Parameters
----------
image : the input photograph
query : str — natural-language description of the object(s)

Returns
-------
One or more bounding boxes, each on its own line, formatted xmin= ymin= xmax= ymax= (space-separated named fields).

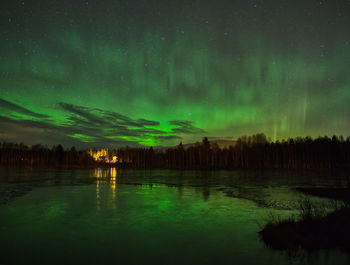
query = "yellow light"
xmin=111 ymin=167 xmax=117 ymax=178
xmin=89 ymin=148 xmax=112 ymax=162
xmin=111 ymin=167 xmax=117 ymax=190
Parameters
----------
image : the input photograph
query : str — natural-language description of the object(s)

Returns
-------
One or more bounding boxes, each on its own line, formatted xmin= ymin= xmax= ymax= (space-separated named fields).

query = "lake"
xmin=0 ymin=168 xmax=349 ymax=265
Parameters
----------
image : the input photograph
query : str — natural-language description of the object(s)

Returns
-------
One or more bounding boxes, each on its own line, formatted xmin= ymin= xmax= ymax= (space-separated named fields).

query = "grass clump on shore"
xmin=259 ymin=197 xmax=350 ymax=252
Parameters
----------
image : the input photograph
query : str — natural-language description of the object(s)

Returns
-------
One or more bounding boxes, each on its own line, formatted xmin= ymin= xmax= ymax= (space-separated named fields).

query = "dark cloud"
xmin=60 ymin=102 xmax=161 ymax=129
xmin=98 ymin=109 xmax=133 ymax=123
xmin=0 ymin=100 xmax=204 ymax=148
xmin=59 ymin=102 xmax=168 ymax=139
xmin=0 ymin=98 xmax=50 ymax=119
xmin=0 ymin=115 xmax=56 ymax=131
xmin=136 ymin=119 xmax=160 ymax=127
xmin=59 ymin=102 xmax=109 ymax=126
xmin=169 ymin=120 xmax=205 ymax=134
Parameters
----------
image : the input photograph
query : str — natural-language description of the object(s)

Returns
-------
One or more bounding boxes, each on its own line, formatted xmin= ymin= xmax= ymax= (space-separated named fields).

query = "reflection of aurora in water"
xmin=1 ymin=169 xmax=350 ymax=264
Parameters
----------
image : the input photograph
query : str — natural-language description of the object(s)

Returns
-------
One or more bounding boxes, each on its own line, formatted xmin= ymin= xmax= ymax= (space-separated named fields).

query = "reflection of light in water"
xmin=95 ymin=168 xmax=101 ymax=212
xmin=94 ymin=168 xmax=118 ymax=211
xmin=110 ymin=168 xmax=117 ymax=203
xmin=110 ymin=167 xmax=117 ymax=179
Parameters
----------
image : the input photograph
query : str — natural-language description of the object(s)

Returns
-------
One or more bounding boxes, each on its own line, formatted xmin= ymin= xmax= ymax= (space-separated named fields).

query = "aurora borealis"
xmin=1 ymin=1 xmax=350 ymax=148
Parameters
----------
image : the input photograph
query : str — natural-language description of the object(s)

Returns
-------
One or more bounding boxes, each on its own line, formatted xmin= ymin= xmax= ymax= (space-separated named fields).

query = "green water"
xmin=0 ymin=168 xmax=349 ymax=265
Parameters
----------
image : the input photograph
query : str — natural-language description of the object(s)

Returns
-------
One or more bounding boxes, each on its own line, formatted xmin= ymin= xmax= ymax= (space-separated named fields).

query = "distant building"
xmin=88 ymin=149 xmax=118 ymax=163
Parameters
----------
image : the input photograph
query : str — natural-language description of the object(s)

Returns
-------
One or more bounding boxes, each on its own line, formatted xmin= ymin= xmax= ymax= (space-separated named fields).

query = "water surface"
xmin=0 ymin=168 xmax=349 ymax=265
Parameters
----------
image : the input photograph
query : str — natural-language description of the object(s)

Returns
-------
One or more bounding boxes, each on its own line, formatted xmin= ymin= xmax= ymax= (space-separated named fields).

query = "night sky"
xmin=1 ymin=0 xmax=350 ymax=148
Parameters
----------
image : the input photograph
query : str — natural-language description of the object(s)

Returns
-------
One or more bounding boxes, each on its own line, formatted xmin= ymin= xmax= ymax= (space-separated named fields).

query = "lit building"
xmin=88 ymin=149 xmax=118 ymax=163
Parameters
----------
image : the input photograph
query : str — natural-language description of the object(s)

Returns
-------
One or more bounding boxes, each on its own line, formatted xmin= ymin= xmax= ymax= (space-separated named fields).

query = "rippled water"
xmin=0 ymin=168 xmax=349 ymax=265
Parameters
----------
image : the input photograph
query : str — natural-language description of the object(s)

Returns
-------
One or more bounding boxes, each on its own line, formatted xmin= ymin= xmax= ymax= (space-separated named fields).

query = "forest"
xmin=1 ymin=134 xmax=350 ymax=169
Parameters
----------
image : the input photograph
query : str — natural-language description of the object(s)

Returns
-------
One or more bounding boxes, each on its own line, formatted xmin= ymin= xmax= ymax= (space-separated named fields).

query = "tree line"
xmin=0 ymin=143 xmax=94 ymax=167
xmin=1 ymin=134 xmax=350 ymax=169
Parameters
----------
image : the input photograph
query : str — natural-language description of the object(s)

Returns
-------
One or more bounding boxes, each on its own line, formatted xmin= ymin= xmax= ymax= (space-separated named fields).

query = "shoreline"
xmin=260 ymin=187 xmax=350 ymax=252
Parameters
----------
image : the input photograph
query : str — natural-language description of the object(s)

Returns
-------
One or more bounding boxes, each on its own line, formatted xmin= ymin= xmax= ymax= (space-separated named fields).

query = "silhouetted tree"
xmin=1 ymin=133 xmax=350 ymax=169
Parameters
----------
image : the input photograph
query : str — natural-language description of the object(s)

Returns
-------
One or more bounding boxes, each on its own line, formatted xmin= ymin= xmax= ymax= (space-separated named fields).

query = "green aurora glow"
xmin=0 ymin=1 xmax=350 ymax=147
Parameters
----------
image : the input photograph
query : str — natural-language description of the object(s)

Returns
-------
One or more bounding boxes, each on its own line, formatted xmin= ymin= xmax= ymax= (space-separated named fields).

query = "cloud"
xmin=59 ymin=102 xmax=109 ymax=126
xmin=59 ymin=102 xmax=160 ymax=129
xmin=169 ymin=120 xmax=205 ymax=134
xmin=0 ymin=100 xmax=204 ymax=148
xmin=136 ymin=119 xmax=160 ymax=127
xmin=0 ymin=98 xmax=50 ymax=119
